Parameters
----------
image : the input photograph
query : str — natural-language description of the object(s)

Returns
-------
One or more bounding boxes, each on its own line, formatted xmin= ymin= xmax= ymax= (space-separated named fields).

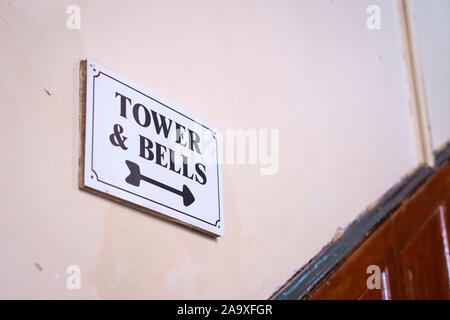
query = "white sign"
xmin=81 ymin=60 xmax=224 ymax=236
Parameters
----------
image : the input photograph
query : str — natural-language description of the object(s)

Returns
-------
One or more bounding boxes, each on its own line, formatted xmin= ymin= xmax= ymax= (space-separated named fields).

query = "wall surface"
xmin=409 ymin=0 xmax=450 ymax=150
xmin=0 ymin=0 xmax=420 ymax=299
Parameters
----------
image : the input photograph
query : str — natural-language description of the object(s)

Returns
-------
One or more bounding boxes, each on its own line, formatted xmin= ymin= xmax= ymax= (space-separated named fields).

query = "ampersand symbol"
xmin=109 ymin=124 xmax=128 ymax=150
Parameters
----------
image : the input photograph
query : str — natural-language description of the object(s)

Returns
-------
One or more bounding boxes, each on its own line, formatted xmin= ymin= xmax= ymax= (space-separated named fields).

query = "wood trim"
xmin=307 ymin=162 xmax=450 ymax=299
xmin=270 ymin=166 xmax=431 ymax=299
xmin=270 ymin=143 xmax=450 ymax=300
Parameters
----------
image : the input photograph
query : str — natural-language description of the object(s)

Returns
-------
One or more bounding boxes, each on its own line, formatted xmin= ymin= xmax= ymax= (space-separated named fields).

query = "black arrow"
xmin=124 ymin=160 xmax=195 ymax=207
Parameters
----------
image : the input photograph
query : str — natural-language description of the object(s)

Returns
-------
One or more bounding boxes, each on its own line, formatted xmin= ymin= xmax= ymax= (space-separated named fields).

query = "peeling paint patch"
xmin=34 ymin=262 xmax=43 ymax=271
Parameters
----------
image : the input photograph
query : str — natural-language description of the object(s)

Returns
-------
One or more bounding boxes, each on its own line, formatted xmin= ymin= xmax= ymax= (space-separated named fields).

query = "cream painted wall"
xmin=408 ymin=0 xmax=450 ymax=151
xmin=0 ymin=0 xmax=420 ymax=299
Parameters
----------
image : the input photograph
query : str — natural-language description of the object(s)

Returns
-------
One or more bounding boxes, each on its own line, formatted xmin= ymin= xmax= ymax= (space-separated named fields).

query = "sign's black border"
xmin=87 ymin=67 xmax=221 ymax=228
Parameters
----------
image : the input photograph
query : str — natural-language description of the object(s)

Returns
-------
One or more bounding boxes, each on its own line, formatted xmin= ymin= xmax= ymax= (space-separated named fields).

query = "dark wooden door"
xmin=307 ymin=163 xmax=450 ymax=300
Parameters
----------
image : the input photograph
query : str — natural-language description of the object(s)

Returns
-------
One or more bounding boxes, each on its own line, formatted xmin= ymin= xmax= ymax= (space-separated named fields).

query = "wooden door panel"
xmin=395 ymin=208 xmax=449 ymax=299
